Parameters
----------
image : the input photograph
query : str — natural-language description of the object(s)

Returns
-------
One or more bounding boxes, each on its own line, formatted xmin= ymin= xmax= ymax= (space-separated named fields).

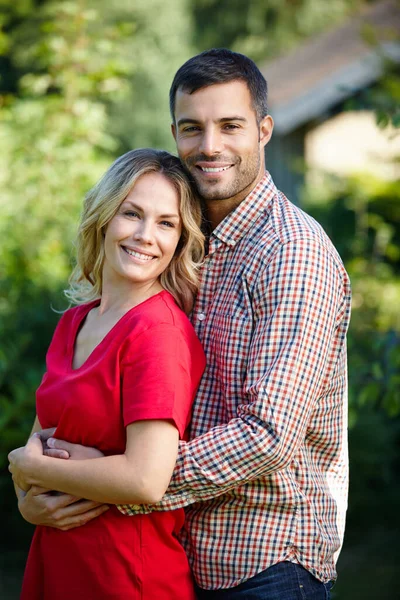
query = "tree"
xmin=191 ymin=0 xmax=364 ymax=61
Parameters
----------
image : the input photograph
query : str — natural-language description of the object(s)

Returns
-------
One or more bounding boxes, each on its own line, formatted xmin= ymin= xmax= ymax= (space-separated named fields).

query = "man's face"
xmin=172 ymin=80 xmax=273 ymax=207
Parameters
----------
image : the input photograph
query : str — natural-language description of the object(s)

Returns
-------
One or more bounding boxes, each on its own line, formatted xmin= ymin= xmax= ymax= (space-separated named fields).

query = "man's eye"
xmin=223 ymin=124 xmax=240 ymax=130
xmin=182 ymin=126 xmax=200 ymax=133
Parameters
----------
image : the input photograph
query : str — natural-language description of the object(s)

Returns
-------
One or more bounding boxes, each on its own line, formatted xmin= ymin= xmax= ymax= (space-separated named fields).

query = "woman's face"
xmin=103 ymin=172 xmax=182 ymax=291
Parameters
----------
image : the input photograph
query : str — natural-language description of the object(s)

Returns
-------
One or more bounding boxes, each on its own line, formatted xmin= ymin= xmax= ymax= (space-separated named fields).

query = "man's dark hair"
xmin=169 ymin=48 xmax=268 ymax=123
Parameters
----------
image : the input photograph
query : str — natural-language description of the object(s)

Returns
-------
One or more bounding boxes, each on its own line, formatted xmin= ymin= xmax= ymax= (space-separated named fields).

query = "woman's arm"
xmin=9 ymin=420 xmax=179 ymax=505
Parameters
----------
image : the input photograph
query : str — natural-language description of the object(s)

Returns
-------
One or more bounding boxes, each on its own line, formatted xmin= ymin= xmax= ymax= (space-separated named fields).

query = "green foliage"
xmin=303 ymin=174 xmax=400 ymax=422
xmin=0 ymin=0 xmax=132 ymax=468
xmin=191 ymin=0 xmax=363 ymax=61
xmin=302 ymin=171 xmax=400 ymax=597
xmin=345 ymin=61 xmax=400 ymax=130
xmin=95 ymin=0 xmax=194 ymax=152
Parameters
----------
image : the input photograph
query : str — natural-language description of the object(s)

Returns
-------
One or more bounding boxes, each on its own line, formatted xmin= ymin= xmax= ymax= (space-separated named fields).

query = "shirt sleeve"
xmin=119 ymin=237 xmax=350 ymax=515
xmin=121 ymin=324 xmax=194 ymax=439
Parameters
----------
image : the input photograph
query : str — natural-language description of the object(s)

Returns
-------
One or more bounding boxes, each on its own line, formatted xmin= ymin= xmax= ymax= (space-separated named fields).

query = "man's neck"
xmin=205 ymin=171 xmax=266 ymax=230
xmin=205 ymin=198 xmax=242 ymax=230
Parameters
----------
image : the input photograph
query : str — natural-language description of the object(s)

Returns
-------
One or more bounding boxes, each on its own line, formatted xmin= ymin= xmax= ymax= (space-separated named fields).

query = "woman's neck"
xmin=98 ymin=279 xmax=164 ymax=316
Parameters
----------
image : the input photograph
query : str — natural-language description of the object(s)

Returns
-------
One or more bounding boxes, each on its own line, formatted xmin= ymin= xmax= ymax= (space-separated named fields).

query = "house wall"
xmin=265 ymin=126 xmax=307 ymax=205
xmin=305 ymin=110 xmax=400 ymax=180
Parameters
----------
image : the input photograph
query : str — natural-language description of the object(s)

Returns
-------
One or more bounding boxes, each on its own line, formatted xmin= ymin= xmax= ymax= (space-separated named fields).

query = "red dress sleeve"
xmin=121 ymin=324 xmax=197 ymax=439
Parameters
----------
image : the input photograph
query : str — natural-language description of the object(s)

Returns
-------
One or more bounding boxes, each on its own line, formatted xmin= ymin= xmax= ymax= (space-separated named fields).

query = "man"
xmin=16 ymin=49 xmax=351 ymax=598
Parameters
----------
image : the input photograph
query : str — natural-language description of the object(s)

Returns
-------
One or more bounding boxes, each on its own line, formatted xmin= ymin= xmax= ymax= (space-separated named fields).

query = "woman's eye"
xmin=160 ymin=221 xmax=174 ymax=228
xmin=124 ymin=210 xmax=139 ymax=218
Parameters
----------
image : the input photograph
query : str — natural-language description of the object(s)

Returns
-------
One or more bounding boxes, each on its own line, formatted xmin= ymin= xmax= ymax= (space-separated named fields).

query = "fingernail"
xmin=47 ymin=438 xmax=55 ymax=448
xmin=32 ymin=432 xmax=41 ymax=438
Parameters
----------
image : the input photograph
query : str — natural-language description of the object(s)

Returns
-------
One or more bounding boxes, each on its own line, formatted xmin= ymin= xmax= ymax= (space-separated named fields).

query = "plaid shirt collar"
xmin=209 ymin=171 xmax=277 ymax=251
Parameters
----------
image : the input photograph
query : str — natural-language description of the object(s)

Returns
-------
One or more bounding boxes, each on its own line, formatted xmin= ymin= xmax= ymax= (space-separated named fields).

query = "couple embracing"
xmin=9 ymin=49 xmax=351 ymax=600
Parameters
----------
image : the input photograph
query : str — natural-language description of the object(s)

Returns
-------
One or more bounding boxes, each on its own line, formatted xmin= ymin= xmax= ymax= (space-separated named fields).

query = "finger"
xmin=30 ymin=485 xmax=54 ymax=495
xmin=53 ymin=497 xmax=107 ymax=513
xmin=43 ymin=448 xmax=70 ymax=460
xmin=47 ymin=438 xmax=77 ymax=454
xmin=57 ymin=505 xmax=110 ymax=531
xmin=47 ymin=493 xmax=82 ymax=508
xmin=39 ymin=427 xmax=57 ymax=442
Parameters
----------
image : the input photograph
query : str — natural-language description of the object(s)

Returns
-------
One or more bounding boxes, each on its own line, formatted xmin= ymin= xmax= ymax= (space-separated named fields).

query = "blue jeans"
xmin=195 ymin=561 xmax=334 ymax=599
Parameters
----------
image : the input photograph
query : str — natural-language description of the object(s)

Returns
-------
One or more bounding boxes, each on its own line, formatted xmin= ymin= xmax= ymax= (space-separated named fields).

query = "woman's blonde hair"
xmin=65 ymin=149 xmax=204 ymax=313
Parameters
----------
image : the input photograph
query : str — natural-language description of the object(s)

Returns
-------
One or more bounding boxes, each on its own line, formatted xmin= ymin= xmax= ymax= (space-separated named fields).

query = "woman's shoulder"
xmin=121 ymin=291 xmax=197 ymax=346
xmin=128 ymin=290 xmax=188 ymax=327
xmin=121 ymin=291 xmax=205 ymax=368
xmin=53 ymin=300 xmax=99 ymax=333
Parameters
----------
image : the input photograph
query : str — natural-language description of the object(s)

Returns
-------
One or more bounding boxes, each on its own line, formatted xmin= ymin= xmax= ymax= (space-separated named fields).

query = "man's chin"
xmin=193 ymin=180 xmax=233 ymax=201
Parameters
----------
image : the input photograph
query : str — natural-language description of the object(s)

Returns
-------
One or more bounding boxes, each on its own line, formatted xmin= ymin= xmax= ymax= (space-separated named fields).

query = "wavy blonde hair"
xmin=65 ymin=149 xmax=204 ymax=313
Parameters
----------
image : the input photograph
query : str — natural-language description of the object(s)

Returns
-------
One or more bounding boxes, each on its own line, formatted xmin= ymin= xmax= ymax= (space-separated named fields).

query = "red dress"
xmin=20 ymin=291 xmax=205 ymax=600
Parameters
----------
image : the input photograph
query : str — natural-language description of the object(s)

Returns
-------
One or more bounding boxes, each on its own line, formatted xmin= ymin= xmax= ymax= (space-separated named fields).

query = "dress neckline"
xmin=68 ymin=290 xmax=170 ymax=372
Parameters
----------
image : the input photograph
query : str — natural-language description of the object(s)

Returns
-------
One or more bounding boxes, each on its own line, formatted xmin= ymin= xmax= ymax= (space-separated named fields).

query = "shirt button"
xmin=197 ymin=312 xmax=206 ymax=321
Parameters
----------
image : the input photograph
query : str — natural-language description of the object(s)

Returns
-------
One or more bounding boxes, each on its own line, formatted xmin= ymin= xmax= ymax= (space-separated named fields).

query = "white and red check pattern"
xmin=119 ymin=172 xmax=351 ymax=589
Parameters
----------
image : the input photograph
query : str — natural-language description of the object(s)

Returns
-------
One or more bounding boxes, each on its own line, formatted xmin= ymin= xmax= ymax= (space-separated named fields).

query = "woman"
xmin=8 ymin=149 xmax=206 ymax=599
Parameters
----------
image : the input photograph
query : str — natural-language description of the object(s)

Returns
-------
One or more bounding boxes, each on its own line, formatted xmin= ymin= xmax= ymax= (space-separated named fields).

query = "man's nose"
xmin=198 ymin=128 xmax=223 ymax=156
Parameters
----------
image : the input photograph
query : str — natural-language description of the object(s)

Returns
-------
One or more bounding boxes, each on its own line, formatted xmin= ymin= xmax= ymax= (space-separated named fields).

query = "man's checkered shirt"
xmin=119 ymin=172 xmax=351 ymax=590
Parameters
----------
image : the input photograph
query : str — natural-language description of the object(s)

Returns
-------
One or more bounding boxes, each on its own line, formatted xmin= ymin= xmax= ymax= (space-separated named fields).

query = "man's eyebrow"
xmin=177 ymin=116 xmax=248 ymax=127
xmin=177 ymin=118 xmax=201 ymax=127
xmin=219 ymin=116 xmax=247 ymax=123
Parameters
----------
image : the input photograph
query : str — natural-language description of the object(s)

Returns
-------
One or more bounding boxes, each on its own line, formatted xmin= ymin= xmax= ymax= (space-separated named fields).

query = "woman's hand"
xmin=8 ymin=433 xmax=44 ymax=492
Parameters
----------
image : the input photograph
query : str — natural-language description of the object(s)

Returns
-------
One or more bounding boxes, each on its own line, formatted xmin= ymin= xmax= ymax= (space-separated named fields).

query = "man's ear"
xmin=171 ymin=122 xmax=177 ymax=141
xmin=259 ymin=115 xmax=274 ymax=148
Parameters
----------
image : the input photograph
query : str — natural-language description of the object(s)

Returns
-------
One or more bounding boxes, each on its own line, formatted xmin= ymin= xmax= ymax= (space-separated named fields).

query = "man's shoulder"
xmin=269 ymin=192 xmax=344 ymax=265
xmin=240 ymin=189 xmax=347 ymax=277
xmin=271 ymin=192 xmax=328 ymax=243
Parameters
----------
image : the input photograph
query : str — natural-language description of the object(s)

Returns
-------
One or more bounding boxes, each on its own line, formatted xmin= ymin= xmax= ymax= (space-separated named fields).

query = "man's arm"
xmin=119 ymin=238 xmax=350 ymax=514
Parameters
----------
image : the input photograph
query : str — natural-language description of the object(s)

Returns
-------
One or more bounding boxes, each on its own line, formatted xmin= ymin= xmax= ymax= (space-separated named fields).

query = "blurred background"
xmin=0 ymin=0 xmax=399 ymax=598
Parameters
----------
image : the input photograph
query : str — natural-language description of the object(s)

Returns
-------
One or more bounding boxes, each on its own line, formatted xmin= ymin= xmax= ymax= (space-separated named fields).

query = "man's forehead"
xmin=174 ymin=81 xmax=255 ymax=118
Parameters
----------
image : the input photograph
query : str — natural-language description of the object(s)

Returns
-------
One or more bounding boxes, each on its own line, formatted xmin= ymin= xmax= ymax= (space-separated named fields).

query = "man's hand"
xmin=40 ymin=427 xmax=70 ymax=460
xmin=18 ymin=485 xmax=110 ymax=531
xmin=38 ymin=429 xmax=105 ymax=461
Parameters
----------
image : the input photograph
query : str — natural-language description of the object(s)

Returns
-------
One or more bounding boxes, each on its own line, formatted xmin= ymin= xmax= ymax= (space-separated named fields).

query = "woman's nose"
xmin=134 ymin=221 xmax=154 ymax=244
